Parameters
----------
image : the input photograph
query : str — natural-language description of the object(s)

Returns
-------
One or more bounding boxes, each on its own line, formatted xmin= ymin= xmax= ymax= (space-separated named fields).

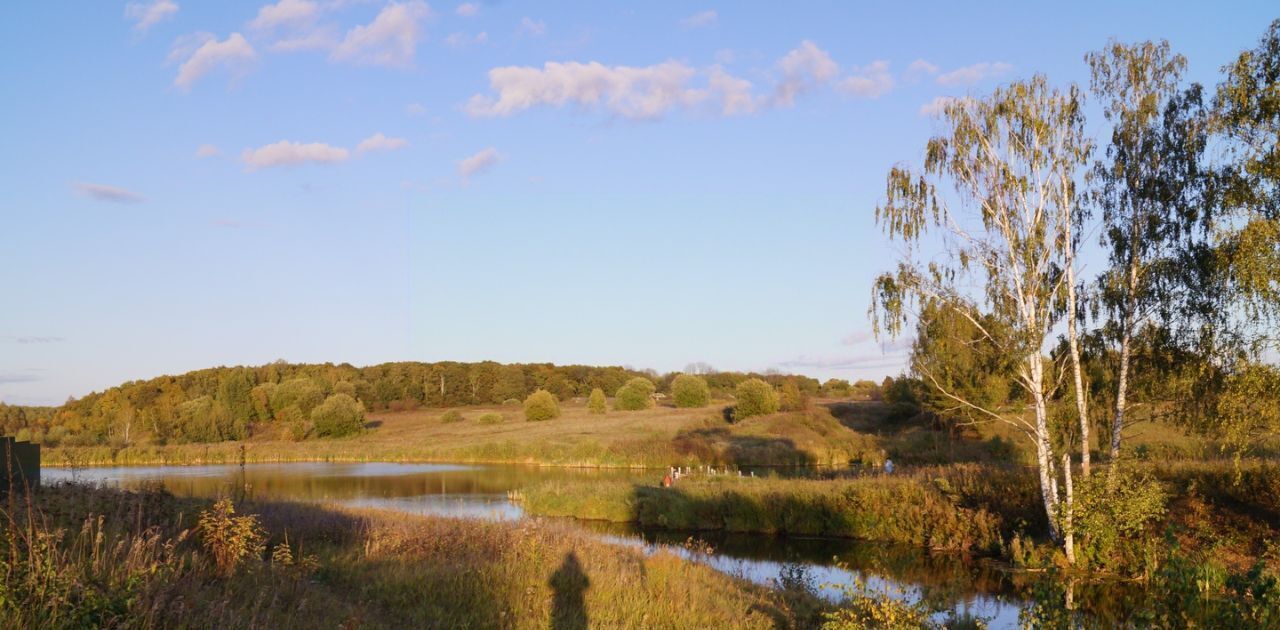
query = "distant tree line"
xmin=0 ymin=361 xmax=873 ymax=447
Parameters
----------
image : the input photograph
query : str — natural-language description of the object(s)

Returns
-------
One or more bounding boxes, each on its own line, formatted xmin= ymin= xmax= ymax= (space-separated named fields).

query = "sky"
xmin=1 ymin=1 xmax=1276 ymax=405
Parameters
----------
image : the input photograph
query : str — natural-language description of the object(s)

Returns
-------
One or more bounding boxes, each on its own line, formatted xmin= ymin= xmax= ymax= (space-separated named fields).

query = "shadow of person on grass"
xmin=549 ymin=552 xmax=589 ymax=630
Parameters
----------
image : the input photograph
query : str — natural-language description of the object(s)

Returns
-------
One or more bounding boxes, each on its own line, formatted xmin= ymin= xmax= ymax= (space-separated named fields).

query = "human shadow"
xmin=549 ymin=552 xmax=589 ymax=630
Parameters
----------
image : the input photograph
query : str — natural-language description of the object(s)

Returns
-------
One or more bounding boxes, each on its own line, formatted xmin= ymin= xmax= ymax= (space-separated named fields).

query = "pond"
xmin=44 ymin=462 xmax=1096 ymax=628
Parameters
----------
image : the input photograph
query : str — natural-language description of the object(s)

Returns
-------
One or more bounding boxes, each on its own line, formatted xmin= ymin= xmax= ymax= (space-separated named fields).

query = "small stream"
xmin=43 ymin=462 xmax=1086 ymax=628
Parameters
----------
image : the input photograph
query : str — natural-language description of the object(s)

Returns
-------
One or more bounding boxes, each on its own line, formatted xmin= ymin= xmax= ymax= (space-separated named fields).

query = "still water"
xmin=44 ymin=462 xmax=1038 ymax=627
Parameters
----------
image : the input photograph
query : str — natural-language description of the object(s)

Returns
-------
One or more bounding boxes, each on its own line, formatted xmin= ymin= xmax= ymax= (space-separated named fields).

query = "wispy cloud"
xmin=170 ymin=32 xmax=257 ymax=90
xmin=679 ymin=10 xmax=717 ymax=29
xmin=457 ymin=147 xmax=501 ymax=180
xmin=355 ymin=132 xmax=409 ymax=154
xmin=772 ymin=40 xmax=838 ymax=107
xmin=775 ymin=353 xmax=909 ymax=371
xmin=838 ymin=60 xmax=893 ymax=99
xmin=936 ymin=61 xmax=1012 ymax=86
xmin=73 ymin=182 xmax=145 ymax=203
xmin=841 ymin=330 xmax=873 ymax=346
xmin=125 ymin=0 xmax=179 ymax=34
xmin=465 ymin=41 xmax=897 ymax=121
xmin=405 ymin=102 xmax=428 ymax=116
xmin=906 ymin=59 xmax=938 ymax=79
xmin=4 ymin=336 xmax=66 ymax=344
xmin=444 ymin=31 xmax=488 ymax=48
xmin=241 ymin=140 xmax=350 ymax=169
xmin=195 ymin=144 xmax=220 ymax=158
xmin=455 ymin=2 xmax=478 ymax=17
xmin=517 ymin=17 xmax=546 ymax=37
xmin=249 ymin=0 xmax=318 ymax=31
xmin=0 ymin=372 xmax=43 ymax=385
xmin=331 ymin=1 xmax=431 ymax=67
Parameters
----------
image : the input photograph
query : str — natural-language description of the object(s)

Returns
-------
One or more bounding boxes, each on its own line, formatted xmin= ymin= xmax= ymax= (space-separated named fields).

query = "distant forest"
xmin=0 ymin=361 xmax=877 ymax=447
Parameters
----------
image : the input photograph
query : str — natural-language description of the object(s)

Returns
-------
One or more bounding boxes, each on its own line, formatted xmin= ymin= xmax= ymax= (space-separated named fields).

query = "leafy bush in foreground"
xmin=615 ymin=377 xmax=656 ymax=411
xmin=524 ymin=390 xmax=560 ymax=422
xmin=671 ymin=374 xmax=710 ymax=408
xmin=310 ymin=393 xmax=365 ymax=438
xmin=734 ymin=379 xmax=779 ymax=420
xmin=588 ymin=388 xmax=608 ymax=414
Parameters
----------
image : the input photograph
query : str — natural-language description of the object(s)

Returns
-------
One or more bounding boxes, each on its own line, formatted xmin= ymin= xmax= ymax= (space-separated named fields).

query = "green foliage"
xmin=175 ymin=396 xmax=240 ymax=443
xmin=477 ymin=412 xmax=504 ymax=425
xmin=670 ymin=375 xmax=710 ymax=408
xmin=910 ymin=301 xmax=1015 ymax=423
xmin=272 ymin=378 xmax=326 ymax=418
xmin=587 ymin=388 xmax=607 ymax=414
xmin=779 ymin=379 xmax=809 ymax=412
xmin=1211 ymin=363 xmax=1280 ymax=461
xmin=309 ymin=393 xmax=365 ymax=438
xmin=734 ymin=378 xmax=779 ymax=420
xmin=614 ymin=377 xmax=656 ymax=411
xmin=197 ymin=498 xmax=266 ymax=577
xmin=523 ymin=389 xmax=560 ymax=422
xmin=1074 ymin=468 xmax=1169 ymax=571
xmin=821 ymin=575 xmax=939 ymax=629
xmin=439 ymin=410 xmax=465 ymax=424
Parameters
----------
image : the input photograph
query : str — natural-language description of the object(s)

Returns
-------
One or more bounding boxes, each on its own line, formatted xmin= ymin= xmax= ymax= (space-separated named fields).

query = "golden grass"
xmin=2 ymin=483 xmax=824 ymax=628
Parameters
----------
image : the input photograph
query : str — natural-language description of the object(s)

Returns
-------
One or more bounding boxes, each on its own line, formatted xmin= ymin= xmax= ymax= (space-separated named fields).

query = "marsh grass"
xmin=0 ymin=483 xmax=829 ymax=629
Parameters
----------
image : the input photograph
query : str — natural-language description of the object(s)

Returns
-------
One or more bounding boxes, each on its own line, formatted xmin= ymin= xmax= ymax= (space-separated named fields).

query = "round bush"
xmin=440 ymin=410 xmax=465 ymax=423
xmin=310 ymin=393 xmax=365 ymax=438
xmin=478 ymin=412 xmax=504 ymax=425
xmin=614 ymin=377 xmax=656 ymax=411
xmin=523 ymin=389 xmax=561 ymax=421
xmin=734 ymin=378 xmax=779 ymax=420
xmin=671 ymin=374 xmax=710 ymax=408
xmin=587 ymin=388 xmax=608 ymax=414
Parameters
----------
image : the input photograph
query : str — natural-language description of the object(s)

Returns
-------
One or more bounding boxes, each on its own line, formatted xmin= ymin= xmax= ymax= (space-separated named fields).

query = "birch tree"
xmin=1085 ymin=41 xmax=1210 ymax=479
xmin=870 ymin=76 xmax=1089 ymax=559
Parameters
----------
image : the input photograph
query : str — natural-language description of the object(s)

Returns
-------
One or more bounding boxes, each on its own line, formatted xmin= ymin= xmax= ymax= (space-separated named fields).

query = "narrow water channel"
xmin=43 ymin=462 xmax=1085 ymax=628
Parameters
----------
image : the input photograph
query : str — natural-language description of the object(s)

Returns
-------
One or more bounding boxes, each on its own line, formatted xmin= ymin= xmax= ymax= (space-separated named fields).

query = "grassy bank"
xmin=515 ymin=465 xmax=1042 ymax=553
xmin=517 ymin=462 xmax=1280 ymax=572
xmin=1 ymin=482 xmax=827 ymax=628
xmin=43 ymin=403 xmax=884 ymax=469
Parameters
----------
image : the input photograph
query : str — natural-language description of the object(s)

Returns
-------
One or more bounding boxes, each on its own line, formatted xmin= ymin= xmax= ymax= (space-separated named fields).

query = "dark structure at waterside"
xmin=1 ymin=436 xmax=40 ymax=489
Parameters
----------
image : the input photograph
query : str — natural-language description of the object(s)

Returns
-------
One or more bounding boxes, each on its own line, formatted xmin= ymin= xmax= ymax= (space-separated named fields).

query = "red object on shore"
xmin=662 ymin=474 xmax=673 ymax=488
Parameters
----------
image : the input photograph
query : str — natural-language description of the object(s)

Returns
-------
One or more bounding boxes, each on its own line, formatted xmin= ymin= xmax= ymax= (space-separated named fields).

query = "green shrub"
xmin=523 ymin=390 xmax=560 ymax=422
xmin=440 ymin=410 xmax=465 ymax=424
xmin=478 ymin=412 xmax=504 ymax=425
xmin=671 ymin=375 xmax=710 ymax=408
xmin=734 ymin=378 xmax=779 ymax=420
xmin=614 ymin=377 xmax=656 ymax=411
xmin=588 ymin=388 xmax=608 ymax=414
xmin=310 ymin=393 xmax=365 ymax=438
xmin=779 ymin=379 xmax=808 ymax=411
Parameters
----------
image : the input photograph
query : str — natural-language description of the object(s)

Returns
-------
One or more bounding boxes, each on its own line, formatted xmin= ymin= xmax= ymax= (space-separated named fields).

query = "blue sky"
xmin=1 ymin=1 xmax=1275 ymax=405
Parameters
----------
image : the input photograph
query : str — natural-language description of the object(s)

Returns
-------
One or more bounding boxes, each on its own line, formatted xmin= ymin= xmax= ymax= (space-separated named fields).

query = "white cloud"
xmin=444 ymin=31 xmax=487 ymax=47
xmin=706 ymin=65 xmax=757 ymax=115
xmin=838 ymin=59 xmax=893 ymax=98
xmin=518 ymin=17 xmax=546 ymax=37
xmin=331 ymin=1 xmax=431 ymax=66
xmin=195 ymin=144 xmax=220 ymax=158
xmin=241 ymin=140 xmax=350 ymax=169
xmin=73 ymin=182 xmax=145 ymax=203
xmin=464 ymin=60 xmax=705 ymax=120
xmin=405 ymin=102 xmax=427 ymax=116
xmin=841 ymin=330 xmax=873 ymax=346
xmin=773 ymin=40 xmax=838 ymax=107
xmin=679 ymin=10 xmax=717 ymax=29
xmin=936 ymin=61 xmax=1012 ymax=86
xmin=918 ymin=95 xmax=958 ymax=116
xmin=249 ymin=0 xmax=318 ymax=31
xmin=170 ymin=32 xmax=257 ymax=91
xmin=270 ymin=27 xmax=339 ymax=52
xmin=355 ymin=132 xmax=409 ymax=154
xmin=125 ymin=0 xmax=178 ymax=34
xmin=906 ymin=58 xmax=939 ymax=78
xmin=455 ymin=2 xmax=478 ymax=17
xmin=457 ymin=147 xmax=501 ymax=180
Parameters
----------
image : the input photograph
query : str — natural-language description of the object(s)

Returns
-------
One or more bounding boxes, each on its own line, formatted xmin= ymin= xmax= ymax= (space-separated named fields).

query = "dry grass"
xmin=44 ymin=401 xmax=884 ymax=469
xmin=1 ymin=483 xmax=825 ymax=629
